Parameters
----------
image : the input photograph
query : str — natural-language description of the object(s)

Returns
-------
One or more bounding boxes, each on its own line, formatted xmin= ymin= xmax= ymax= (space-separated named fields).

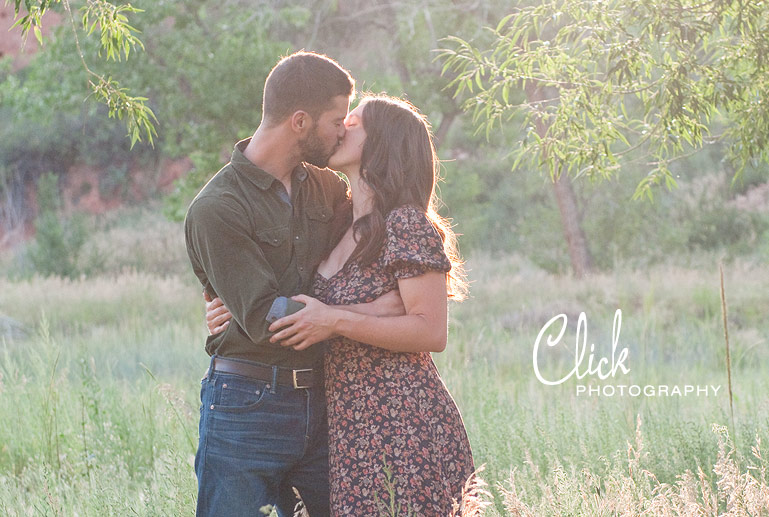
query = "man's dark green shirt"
xmin=184 ymin=139 xmax=349 ymax=369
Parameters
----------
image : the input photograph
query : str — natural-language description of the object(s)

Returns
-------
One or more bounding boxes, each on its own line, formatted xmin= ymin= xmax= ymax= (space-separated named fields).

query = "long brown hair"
xmin=348 ymin=95 xmax=467 ymax=300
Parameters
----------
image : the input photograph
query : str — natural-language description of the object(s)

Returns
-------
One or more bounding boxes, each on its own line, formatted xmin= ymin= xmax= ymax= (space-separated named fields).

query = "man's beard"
xmin=299 ymin=127 xmax=335 ymax=168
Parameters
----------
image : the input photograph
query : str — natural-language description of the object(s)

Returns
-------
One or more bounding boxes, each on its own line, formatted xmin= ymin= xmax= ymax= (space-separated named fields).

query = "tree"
xmin=441 ymin=0 xmax=769 ymax=275
xmin=7 ymin=0 xmax=156 ymax=146
xmin=3 ymin=0 xmax=298 ymax=221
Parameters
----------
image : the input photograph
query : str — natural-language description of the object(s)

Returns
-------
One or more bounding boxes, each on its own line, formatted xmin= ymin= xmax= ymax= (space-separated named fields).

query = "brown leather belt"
xmin=212 ymin=357 xmax=316 ymax=389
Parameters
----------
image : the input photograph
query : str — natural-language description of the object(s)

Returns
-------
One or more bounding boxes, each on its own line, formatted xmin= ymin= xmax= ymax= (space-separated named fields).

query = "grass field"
xmin=1 ymin=243 xmax=768 ymax=515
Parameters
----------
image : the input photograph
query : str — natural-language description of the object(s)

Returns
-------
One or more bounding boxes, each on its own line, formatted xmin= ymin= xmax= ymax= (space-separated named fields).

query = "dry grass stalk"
xmin=498 ymin=469 xmax=536 ymax=516
xmin=451 ymin=466 xmax=494 ymax=516
xmin=291 ymin=486 xmax=310 ymax=517
xmin=485 ymin=418 xmax=769 ymax=516
xmin=719 ymin=263 xmax=736 ymax=438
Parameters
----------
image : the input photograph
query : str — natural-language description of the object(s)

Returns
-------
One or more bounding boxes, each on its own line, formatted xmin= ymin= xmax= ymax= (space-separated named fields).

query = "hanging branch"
xmin=9 ymin=0 xmax=157 ymax=147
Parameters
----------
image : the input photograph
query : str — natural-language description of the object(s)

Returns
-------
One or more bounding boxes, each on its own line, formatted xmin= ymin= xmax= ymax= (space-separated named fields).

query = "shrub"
xmin=25 ymin=173 xmax=90 ymax=279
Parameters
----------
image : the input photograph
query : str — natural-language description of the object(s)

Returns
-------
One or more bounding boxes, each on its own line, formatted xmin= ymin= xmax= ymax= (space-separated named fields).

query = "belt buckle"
xmin=292 ymin=369 xmax=312 ymax=389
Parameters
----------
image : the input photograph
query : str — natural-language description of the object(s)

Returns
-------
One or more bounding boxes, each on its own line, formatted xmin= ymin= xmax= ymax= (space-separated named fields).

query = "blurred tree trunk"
xmin=526 ymin=83 xmax=594 ymax=277
xmin=434 ymin=107 xmax=459 ymax=149
xmin=552 ymin=173 xmax=594 ymax=277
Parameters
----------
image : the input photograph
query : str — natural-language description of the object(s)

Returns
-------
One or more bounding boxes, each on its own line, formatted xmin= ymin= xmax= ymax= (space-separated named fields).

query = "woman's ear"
xmin=290 ymin=110 xmax=312 ymax=133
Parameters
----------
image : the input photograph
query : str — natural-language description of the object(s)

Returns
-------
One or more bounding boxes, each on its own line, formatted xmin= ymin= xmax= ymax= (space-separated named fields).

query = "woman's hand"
xmin=204 ymin=291 xmax=232 ymax=335
xmin=268 ymin=294 xmax=338 ymax=351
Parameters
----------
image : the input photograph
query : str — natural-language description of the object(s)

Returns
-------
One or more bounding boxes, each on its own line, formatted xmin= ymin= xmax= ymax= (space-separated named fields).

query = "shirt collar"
xmin=231 ymin=138 xmax=308 ymax=190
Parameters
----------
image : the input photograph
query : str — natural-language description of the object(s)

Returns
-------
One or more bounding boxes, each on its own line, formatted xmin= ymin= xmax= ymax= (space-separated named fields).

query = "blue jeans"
xmin=195 ymin=356 xmax=329 ymax=517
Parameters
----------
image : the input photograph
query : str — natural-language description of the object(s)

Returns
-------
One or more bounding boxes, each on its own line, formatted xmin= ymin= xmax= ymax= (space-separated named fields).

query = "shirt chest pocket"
xmin=306 ymin=204 xmax=334 ymax=259
xmin=306 ymin=205 xmax=332 ymax=225
xmin=255 ymin=226 xmax=291 ymax=271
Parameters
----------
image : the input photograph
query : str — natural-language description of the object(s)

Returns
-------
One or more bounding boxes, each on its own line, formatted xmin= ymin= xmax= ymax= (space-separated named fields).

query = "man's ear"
xmin=290 ymin=110 xmax=312 ymax=133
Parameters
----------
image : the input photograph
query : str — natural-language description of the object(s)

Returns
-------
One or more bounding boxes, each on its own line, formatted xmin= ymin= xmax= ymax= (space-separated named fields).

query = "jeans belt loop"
xmin=205 ymin=354 xmax=217 ymax=382
xmin=270 ymin=366 xmax=278 ymax=394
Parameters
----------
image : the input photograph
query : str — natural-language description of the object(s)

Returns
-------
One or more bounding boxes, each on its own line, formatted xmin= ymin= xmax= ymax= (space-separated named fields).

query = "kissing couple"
xmin=185 ymin=51 xmax=475 ymax=516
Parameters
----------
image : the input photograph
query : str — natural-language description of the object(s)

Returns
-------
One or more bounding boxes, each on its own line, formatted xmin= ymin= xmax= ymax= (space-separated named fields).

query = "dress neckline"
xmin=315 ymin=259 xmax=353 ymax=282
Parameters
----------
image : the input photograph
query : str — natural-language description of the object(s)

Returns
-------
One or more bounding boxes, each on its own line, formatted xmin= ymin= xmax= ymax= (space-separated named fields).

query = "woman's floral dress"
xmin=313 ymin=205 xmax=475 ymax=516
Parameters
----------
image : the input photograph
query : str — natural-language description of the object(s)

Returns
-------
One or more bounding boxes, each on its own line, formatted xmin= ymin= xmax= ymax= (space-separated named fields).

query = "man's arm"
xmin=186 ymin=195 xmax=283 ymax=345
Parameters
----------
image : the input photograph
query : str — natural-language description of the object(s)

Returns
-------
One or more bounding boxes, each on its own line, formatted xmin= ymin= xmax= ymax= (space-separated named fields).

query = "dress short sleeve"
xmin=382 ymin=205 xmax=451 ymax=280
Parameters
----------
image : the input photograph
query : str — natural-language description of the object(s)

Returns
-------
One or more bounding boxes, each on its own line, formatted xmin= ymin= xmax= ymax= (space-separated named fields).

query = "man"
xmin=185 ymin=52 xmax=397 ymax=516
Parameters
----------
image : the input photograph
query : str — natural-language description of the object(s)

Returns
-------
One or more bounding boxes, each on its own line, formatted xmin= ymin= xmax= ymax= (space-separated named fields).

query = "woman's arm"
xmin=204 ymin=290 xmax=406 ymax=336
xmin=268 ymin=271 xmax=448 ymax=353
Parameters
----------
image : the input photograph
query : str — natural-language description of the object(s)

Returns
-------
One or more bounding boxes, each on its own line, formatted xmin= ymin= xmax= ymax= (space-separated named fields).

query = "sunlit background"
xmin=1 ymin=1 xmax=767 ymax=515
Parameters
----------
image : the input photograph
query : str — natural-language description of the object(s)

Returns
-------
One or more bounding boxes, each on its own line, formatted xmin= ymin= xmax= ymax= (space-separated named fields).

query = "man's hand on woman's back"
xmin=204 ymin=292 xmax=231 ymax=335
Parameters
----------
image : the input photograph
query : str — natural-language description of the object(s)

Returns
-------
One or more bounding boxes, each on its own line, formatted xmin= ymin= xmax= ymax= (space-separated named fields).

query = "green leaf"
xmin=33 ymin=24 xmax=43 ymax=46
xmin=496 ymin=13 xmax=515 ymax=34
xmin=10 ymin=15 xmax=27 ymax=31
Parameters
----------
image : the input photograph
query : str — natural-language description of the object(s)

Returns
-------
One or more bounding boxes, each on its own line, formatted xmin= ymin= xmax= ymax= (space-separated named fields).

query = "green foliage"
xmin=80 ymin=0 xmax=144 ymax=61
xmin=373 ymin=455 xmax=415 ymax=516
xmin=440 ymin=0 xmax=769 ymax=199
xmin=8 ymin=0 xmax=55 ymax=45
xmin=9 ymin=0 xmax=156 ymax=146
xmin=90 ymin=73 xmax=157 ymax=147
xmin=116 ymin=0 xmax=296 ymax=216
xmin=25 ymin=172 xmax=91 ymax=278
xmin=163 ymin=151 xmax=222 ymax=222
xmin=676 ymin=179 xmax=768 ymax=254
xmin=0 ymin=89 xmax=157 ymax=252
xmin=438 ymin=111 xmax=768 ymax=271
xmin=3 ymin=0 xmax=295 ymax=220
xmin=4 ymin=0 xmax=768 ymax=269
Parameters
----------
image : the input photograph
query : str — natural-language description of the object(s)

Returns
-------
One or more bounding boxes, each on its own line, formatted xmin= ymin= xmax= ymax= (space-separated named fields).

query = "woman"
xmin=209 ymin=95 xmax=474 ymax=515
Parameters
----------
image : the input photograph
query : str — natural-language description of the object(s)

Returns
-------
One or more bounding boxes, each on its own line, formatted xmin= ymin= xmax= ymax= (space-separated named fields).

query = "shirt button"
xmin=273 ymin=239 xmax=278 ymax=244
xmin=295 ymin=236 xmax=300 ymax=240
xmin=299 ymin=267 xmax=304 ymax=272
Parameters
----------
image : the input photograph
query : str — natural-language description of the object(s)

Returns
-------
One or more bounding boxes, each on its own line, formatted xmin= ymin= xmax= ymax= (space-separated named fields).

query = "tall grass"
xmin=1 ymin=220 xmax=768 ymax=514
xmin=0 ymin=317 xmax=199 ymax=515
xmin=477 ymin=419 xmax=769 ymax=516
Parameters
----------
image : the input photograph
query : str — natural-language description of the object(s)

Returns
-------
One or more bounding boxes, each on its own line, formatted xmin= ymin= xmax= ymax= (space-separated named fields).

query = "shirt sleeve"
xmin=382 ymin=205 xmax=452 ymax=280
xmin=184 ymin=194 xmax=284 ymax=347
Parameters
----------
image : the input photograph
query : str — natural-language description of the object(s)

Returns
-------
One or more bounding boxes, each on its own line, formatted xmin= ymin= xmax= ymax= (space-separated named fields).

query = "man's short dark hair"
xmin=262 ymin=51 xmax=355 ymax=124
